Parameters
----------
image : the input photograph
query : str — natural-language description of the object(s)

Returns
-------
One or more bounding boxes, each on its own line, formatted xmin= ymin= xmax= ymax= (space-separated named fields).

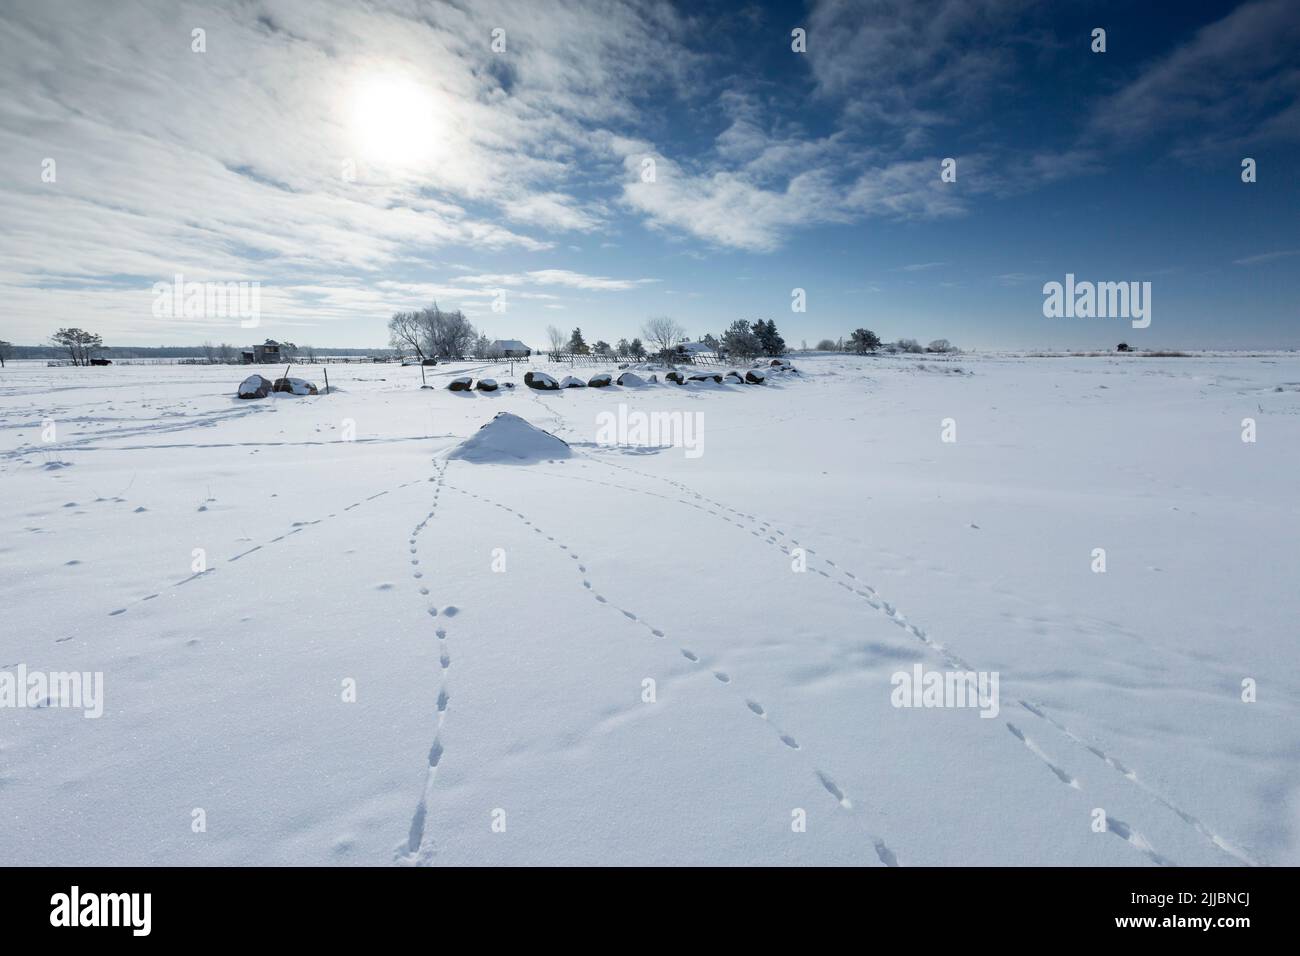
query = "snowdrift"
xmin=447 ymin=412 xmax=572 ymax=464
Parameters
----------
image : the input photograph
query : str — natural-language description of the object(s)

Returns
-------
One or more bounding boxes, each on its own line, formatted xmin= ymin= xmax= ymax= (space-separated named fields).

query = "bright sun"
xmin=347 ymin=71 xmax=438 ymax=166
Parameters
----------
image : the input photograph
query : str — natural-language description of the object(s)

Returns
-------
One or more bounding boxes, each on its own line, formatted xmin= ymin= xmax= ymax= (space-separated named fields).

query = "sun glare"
xmin=347 ymin=71 xmax=438 ymax=166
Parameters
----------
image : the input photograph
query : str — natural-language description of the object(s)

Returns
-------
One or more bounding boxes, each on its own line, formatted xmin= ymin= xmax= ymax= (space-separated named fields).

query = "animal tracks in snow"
xmin=563 ymin=458 xmax=1247 ymax=867
xmin=402 ymin=460 xmax=454 ymax=865
xmin=441 ymin=478 xmax=888 ymax=862
xmin=93 ymin=478 xmax=425 ymax=623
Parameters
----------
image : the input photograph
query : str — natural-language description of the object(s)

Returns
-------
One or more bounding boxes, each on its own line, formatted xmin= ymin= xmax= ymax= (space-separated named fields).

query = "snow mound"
xmin=447 ymin=412 xmax=572 ymax=464
xmin=559 ymin=375 xmax=586 ymax=388
xmin=723 ymin=371 xmax=746 ymax=384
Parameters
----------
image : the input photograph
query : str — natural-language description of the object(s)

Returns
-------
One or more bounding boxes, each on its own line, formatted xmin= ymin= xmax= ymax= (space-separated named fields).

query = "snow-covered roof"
xmin=491 ymin=339 xmax=529 ymax=351
xmin=679 ymin=341 xmax=712 ymax=353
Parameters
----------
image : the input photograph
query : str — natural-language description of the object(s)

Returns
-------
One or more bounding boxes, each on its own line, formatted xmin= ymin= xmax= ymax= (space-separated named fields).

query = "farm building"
xmin=242 ymin=340 xmax=284 ymax=364
xmin=488 ymin=339 xmax=531 ymax=358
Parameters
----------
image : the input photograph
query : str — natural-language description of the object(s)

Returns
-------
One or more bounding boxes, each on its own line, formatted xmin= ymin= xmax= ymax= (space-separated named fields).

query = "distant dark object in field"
xmin=665 ymin=371 xmax=686 ymax=384
xmin=448 ymin=376 xmax=473 ymax=391
xmin=273 ymin=377 xmax=318 ymax=395
xmin=237 ymin=374 xmax=273 ymax=399
xmin=688 ymin=371 xmax=722 ymax=383
xmin=525 ymin=370 xmax=559 ymax=390
xmin=475 ymin=378 xmax=499 ymax=391
xmin=588 ymin=372 xmax=613 ymax=387
xmin=559 ymin=375 xmax=586 ymax=388
xmin=723 ymin=371 xmax=745 ymax=384
xmin=1116 ymin=342 xmax=1131 ymax=352
xmin=617 ymin=371 xmax=647 ymax=386
xmin=745 ymin=369 xmax=767 ymax=384
xmin=88 ymin=358 xmax=112 ymax=366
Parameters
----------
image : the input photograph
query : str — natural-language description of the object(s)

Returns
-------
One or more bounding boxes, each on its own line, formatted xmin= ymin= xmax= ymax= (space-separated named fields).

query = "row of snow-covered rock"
xmin=236 ymin=374 xmax=318 ymax=399
xmin=448 ymin=376 xmax=513 ymax=391
xmin=519 ymin=360 xmax=796 ymax=390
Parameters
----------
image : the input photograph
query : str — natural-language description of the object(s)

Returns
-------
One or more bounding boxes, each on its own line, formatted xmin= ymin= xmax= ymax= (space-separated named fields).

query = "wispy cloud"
xmin=1233 ymin=249 xmax=1300 ymax=266
xmin=1088 ymin=0 xmax=1300 ymax=157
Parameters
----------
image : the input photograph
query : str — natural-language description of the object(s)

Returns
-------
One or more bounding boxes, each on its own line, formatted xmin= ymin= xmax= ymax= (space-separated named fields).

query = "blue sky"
xmin=1 ymin=0 xmax=1297 ymax=349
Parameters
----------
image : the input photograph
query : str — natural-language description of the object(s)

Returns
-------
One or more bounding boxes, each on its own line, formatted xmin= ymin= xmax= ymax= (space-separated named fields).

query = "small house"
xmin=243 ymin=340 xmax=283 ymax=364
xmin=488 ymin=339 xmax=530 ymax=358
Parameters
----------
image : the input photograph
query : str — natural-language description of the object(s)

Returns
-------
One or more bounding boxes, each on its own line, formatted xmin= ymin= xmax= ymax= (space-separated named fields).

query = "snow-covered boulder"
xmin=447 ymin=412 xmax=572 ymax=464
xmin=588 ymin=372 xmax=613 ymax=387
xmin=272 ymin=377 xmax=318 ymax=395
xmin=475 ymin=378 xmax=499 ymax=391
xmin=665 ymin=371 xmax=686 ymax=384
xmin=525 ymin=371 xmax=559 ymax=390
xmin=237 ymin=374 xmax=272 ymax=399
xmin=617 ymin=371 xmax=647 ymax=386
xmin=448 ymin=375 xmax=474 ymax=391
xmin=688 ymin=371 xmax=722 ymax=383
xmin=745 ymin=369 xmax=767 ymax=384
xmin=723 ymin=371 xmax=746 ymax=384
xmin=559 ymin=375 xmax=586 ymax=388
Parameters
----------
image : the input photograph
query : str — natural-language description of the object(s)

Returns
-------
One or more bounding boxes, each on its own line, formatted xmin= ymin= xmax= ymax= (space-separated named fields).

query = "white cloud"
xmin=0 ymin=0 xmax=694 ymax=341
xmin=1089 ymin=0 xmax=1300 ymax=157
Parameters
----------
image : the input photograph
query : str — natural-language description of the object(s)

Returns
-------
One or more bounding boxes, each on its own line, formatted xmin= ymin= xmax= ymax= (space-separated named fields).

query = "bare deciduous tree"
xmin=641 ymin=316 xmax=684 ymax=358
xmin=426 ymin=305 xmax=476 ymax=359
xmin=388 ymin=310 xmax=428 ymax=361
xmin=546 ymin=325 xmax=567 ymax=354
xmin=51 ymin=328 xmax=104 ymax=366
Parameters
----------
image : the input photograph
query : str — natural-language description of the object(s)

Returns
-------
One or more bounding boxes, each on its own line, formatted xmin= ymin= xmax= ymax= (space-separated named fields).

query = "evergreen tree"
xmin=849 ymin=328 xmax=881 ymax=353
xmin=568 ymin=328 xmax=590 ymax=354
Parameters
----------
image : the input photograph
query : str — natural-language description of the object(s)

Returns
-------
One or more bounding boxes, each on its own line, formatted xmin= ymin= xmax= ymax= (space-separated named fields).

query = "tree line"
xmin=815 ymin=330 xmax=957 ymax=354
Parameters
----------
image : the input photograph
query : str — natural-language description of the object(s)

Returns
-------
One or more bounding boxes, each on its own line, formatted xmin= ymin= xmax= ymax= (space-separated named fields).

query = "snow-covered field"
xmin=2 ymin=352 xmax=1297 ymax=866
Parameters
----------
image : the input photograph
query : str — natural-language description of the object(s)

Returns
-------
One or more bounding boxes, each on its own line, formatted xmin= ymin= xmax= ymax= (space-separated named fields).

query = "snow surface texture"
xmin=1 ymin=353 xmax=1298 ymax=866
